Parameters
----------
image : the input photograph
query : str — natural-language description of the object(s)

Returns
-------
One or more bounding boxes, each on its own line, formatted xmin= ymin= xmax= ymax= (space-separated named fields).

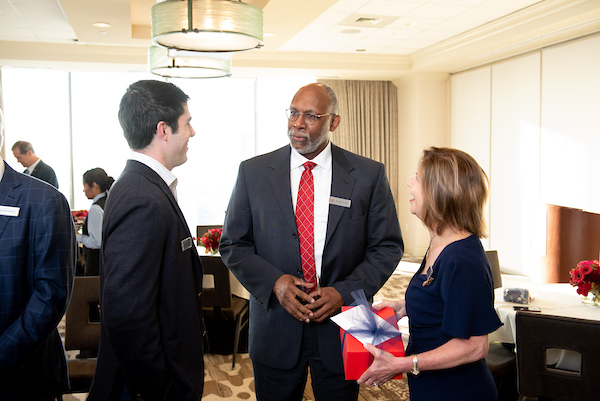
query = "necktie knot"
xmin=303 ymin=161 xmax=317 ymax=172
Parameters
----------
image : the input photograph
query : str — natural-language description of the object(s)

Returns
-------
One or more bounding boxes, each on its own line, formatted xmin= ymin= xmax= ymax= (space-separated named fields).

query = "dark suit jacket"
xmin=0 ymin=161 xmax=75 ymax=400
xmin=220 ymin=144 xmax=403 ymax=373
xmin=28 ymin=159 xmax=59 ymax=189
xmin=88 ymin=160 xmax=204 ymax=401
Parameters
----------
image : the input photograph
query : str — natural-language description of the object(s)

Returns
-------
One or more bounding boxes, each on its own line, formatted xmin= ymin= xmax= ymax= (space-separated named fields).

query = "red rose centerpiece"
xmin=569 ymin=260 xmax=600 ymax=304
xmin=71 ymin=210 xmax=88 ymax=222
xmin=198 ymin=228 xmax=222 ymax=255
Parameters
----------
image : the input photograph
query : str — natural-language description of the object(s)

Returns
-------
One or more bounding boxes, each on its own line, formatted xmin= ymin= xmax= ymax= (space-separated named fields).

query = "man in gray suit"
xmin=11 ymin=141 xmax=59 ymax=188
xmin=220 ymin=83 xmax=403 ymax=401
xmin=88 ymin=80 xmax=204 ymax=401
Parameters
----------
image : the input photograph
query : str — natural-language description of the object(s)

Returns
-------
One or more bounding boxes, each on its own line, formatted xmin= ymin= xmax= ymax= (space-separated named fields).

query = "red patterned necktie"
xmin=296 ymin=161 xmax=318 ymax=288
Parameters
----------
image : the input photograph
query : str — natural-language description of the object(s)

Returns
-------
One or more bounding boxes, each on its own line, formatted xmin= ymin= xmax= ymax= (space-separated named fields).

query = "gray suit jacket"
xmin=220 ymin=144 xmax=403 ymax=373
xmin=88 ymin=160 xmax=204 ymax=401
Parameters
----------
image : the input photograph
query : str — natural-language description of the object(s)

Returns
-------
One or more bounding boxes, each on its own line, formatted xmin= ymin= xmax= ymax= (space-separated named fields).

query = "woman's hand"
xmin=372 ymin=299 xmax=407 ymax=319
xmin=357 ymin=344 xmax=410 ymax=387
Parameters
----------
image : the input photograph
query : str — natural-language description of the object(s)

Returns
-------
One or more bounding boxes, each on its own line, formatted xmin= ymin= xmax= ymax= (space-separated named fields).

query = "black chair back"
xmin=516 ymin=312 xmax=600 ymax=400
xmin=201 ymin=255 xmax=232 ymax=309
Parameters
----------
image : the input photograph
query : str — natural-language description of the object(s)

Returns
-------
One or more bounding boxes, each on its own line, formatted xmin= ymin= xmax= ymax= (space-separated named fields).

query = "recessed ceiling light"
xmin=406 ymin=22 xmax=421 ymax=27
xmin=100 ymin=31 xmax=107 ymax=35
xmin=341 ymin=29 xmax=362 ymax=35
xmin=93 ymin=22 xmax=111 ymax=28
xmin=264 ymin=32 xmax=277 ymax=37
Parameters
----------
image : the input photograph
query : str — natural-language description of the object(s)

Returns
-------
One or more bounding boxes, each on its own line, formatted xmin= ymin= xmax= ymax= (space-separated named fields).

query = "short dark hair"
xmin=11 ymin=140 xmax=34 ymax=155
xmin=118 ymin=80 xmax=189 ymax=150
xmin=83 ymin=167 xmax=115 ymax=192
xmin=419 ymin=147 xmax=489 ymax=238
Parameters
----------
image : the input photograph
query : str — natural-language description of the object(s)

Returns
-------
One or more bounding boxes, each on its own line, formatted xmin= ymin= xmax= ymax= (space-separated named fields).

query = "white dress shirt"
xmin=76 ymin=192 xmax=106 ymax=249
xmin=129 ymin=151 xmax=178 ymax=200
xmin=290 ymin=141 xmax=332 ymax=282
xmin=26 ymin=158 xmax=41 ymax=175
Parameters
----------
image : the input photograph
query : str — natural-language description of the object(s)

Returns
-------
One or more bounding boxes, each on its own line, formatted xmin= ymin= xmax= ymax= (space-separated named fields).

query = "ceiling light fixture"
xmin=92 ymin=22 xmax=112 ymax=28
xmin=151 ymin=0 xmax=264 ymax=52
xmin=148 ymin=46 xmax=232 ymax=79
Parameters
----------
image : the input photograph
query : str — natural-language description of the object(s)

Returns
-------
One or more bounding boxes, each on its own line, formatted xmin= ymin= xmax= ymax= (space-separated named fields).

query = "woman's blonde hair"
xmin=419 ymin=147 xmax=489 ymax=238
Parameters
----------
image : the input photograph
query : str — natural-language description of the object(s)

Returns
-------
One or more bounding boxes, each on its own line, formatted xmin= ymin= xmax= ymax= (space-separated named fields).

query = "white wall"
xmin=449 ymin=34 xmax=600 ymax=278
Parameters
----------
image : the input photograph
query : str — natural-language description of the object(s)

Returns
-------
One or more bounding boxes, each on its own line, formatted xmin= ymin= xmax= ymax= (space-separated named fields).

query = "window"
xmin=2 ymin=68 xmax=315 ymax=232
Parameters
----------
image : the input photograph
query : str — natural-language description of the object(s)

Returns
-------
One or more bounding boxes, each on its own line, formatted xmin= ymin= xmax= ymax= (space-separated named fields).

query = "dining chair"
xmin=484 ymin=250 xmax=518 ymax=400
xmin=201 ymin=255 xmax=249 ymax=370
xmin=486 ymin=250 xmax=502 ymax=289
xmin=516 ymin=312 xmax=600 ymax=401
xmin=63 ymin=276 xmax=101 ymax=395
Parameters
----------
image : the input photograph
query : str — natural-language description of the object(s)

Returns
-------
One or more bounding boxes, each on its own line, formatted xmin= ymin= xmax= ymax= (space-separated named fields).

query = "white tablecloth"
xmin=490 ymin=283 xmax=600 ymax=344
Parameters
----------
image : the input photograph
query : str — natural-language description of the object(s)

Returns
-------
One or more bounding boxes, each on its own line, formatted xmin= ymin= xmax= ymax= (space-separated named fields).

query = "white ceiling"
xmin=0 ymin=0 xmax=599 ymax=80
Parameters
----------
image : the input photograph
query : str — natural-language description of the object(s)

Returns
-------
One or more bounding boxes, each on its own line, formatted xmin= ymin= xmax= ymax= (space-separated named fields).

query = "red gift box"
xmin=339 ymin=306 xmax=404 ymax=380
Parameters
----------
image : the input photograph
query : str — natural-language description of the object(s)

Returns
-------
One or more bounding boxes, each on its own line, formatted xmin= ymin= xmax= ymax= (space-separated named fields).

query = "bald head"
xmin=294 ymin=83 xmax=338 ymax=115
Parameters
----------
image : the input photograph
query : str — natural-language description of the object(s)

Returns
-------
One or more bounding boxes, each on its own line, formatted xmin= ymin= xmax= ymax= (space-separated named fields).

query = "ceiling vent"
xmin=339 ymin=14 xmax=397 ymax=29
xmin=354 ymin=17 xmax=383 ymax=25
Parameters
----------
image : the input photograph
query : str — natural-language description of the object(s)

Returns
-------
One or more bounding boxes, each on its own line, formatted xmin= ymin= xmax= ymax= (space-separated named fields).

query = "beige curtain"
xmin=318 ymin=79 xmax=399 ymax=206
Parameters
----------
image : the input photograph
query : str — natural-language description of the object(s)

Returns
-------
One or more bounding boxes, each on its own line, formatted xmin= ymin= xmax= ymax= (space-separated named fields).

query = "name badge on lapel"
xmin=0 ymin=206 xmax=20 ymax=217
xmin=181 ymin=237 xmax=193 ymax=252
xmin=329 ymin=196 xmax=351 ymax=208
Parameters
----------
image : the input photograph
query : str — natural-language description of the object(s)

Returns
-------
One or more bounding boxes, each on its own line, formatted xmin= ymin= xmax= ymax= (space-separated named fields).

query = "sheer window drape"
xmin=317 ymin=80 xmax=399 ymax=206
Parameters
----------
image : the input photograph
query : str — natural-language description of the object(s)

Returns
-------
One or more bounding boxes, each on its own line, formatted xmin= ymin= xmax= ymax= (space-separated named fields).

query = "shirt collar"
xmin=92 ymin=192 xmax=106 ymax=202
xmin=129 ymin=151 xmax=178 ymax=189
xmin=290 ymin=141 xmax=332 ymax=171
xmin=28 ymin=158 xmax=41 ymax=173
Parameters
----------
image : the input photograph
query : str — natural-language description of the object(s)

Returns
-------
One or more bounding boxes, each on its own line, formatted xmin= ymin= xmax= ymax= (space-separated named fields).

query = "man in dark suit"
xmin=0 ymin=108 xmax=76 ymax=400
xmin=11 ymin=141 xmax=59 ymax=188
xmin=220 ymin=83 xmax=404 ymax=401
xmin=88 ymin=80 xmax=204 ymax=401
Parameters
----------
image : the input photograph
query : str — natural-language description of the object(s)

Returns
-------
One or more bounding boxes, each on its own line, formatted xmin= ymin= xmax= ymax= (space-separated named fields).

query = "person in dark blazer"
xmin=11 ymin=140 xmax=59 ymax=188
xmin=219 ymin=83 xmax=404 ymax=401
xmin=88 ymin=80 xmax=204 ymax=401
xmin=0 ymin=108 xmax=76 ymax=401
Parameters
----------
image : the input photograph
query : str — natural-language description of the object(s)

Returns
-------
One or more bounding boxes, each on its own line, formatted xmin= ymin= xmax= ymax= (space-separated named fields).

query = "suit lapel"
xmin=267 ymin=146 xmax=297 ymax=232
xmin=0 ymin=162 xmax=23 ymax=238
xmin=326 ymin=145 xmax=356 ymax=246
xmin=124 ymin=160 xmax=193 ymax=241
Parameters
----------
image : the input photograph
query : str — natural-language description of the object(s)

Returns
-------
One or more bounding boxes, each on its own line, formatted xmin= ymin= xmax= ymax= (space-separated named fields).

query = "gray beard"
xmin=288 ymin=130 xmax=329 ymax=155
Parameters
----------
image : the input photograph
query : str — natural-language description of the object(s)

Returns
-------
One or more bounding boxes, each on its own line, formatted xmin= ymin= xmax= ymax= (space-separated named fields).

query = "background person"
xmin=88 ymin=80 xmax=204 ymax=401
xmin=358 ymin=147 xmax=502 ymax=401
xmin=220 ymin=83 xmax=403 ymax=401
xmin=11 ymin=140 xmax=59 ymax=188
xmin=0 ymin=108 xmax=76 ymax=400
xmin=76 ymin=167 xmax=114 ymax=276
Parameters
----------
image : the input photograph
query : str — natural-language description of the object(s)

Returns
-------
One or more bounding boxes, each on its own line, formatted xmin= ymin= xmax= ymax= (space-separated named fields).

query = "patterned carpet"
xmin=202 ymin=272 xmax=413 ymax=400
xmin=59 ymin=272 xmax=414 ymax=400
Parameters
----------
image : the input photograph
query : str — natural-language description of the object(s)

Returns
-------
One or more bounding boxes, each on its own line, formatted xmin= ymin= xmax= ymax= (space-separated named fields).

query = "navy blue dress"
xmin=405 ymin=234 xmax=502 ymax=401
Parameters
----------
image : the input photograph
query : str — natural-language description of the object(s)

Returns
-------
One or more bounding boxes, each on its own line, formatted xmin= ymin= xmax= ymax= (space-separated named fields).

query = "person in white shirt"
xmin=76 ymin=167 xmax=114 ymax=276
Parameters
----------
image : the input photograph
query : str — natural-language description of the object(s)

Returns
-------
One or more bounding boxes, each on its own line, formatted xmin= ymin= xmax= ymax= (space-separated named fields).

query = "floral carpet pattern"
xmin=58 ymin=271 xmax=414 ymax=400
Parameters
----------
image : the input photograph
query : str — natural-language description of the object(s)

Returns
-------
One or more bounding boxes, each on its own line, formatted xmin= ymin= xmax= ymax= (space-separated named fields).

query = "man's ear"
xmin=329 ymin=114 xmax=341 ymax=132
xmin=156 ymin=121 xmax=170 ymax=141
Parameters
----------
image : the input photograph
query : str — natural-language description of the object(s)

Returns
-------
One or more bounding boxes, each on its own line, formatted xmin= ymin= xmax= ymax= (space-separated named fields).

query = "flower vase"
xmin=582 ymin=292 xmax=600 ymax=306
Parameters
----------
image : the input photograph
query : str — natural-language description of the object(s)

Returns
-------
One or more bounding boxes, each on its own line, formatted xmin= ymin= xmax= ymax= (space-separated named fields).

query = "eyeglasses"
xmin=286 ymin=109 xmax=335 ymax=125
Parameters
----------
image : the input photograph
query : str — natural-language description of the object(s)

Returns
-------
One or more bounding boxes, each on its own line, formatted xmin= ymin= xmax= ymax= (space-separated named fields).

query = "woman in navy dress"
xmin=358 ymin=147 xmax=502 ymax=400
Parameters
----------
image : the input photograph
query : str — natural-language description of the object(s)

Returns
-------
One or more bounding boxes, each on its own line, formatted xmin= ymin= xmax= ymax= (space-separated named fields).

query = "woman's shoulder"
xmin=438 ymin=235 xmax=487 ymax=271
